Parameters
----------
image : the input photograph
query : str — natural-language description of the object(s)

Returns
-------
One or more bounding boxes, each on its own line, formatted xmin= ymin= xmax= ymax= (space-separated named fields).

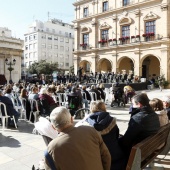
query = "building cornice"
xmin=73 ymin=0 xmax=92 ymax=6
xmin=73 ymin=0 xmax=161 ymax=23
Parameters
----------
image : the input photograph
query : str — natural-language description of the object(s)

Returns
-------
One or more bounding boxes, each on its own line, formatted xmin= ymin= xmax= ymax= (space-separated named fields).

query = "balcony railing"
xmin=79 ymin=44 xmax=92 ymax=50
xmin=97 ymin=34 xmax=164 ymax=48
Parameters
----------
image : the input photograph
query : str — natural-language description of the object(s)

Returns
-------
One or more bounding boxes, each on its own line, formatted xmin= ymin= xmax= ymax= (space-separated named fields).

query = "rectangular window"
xmin=65 ymin=63 xmax=69 ymax=67
xmin=123 ymin=0 xmax=129 ymax=6
xmin=42 ymin=52 xmax=46 ymax=57
xmin=48 ymin=44 xmax=52 ymax=49
xmin=54 ymin=36 xmax=58 ymax=40
xmin=145 ymin=21 xmax=155 ymax=34
xmin=34 ymin=34 xmax=37 ymax=40
xmin=34 ymin=52 xmax=37 ymax=58
xmin=25 ymin=54 xmax=28 ymax=59
xmin=60 ymin=54 xmax=63 ymax=58
xmin=65 ymin=32 xmax=68 ymax=37
xmin=48 ymin=36 xmax=52 ymax=40
xmin=25 ymin=37 xmax=28 ymax=42
xmin=60 ymin=46 xmax=64 ymax=51
xmin=60 ymin=37 xmax=64 ymax=42
xmin=54 ymin=54 xmax=58 ymax=58
xmin=29 ymin=53 xmax=33 ymax=58
xmin=84 ymin=7 xmax=88 ymax=17
xmin=42 ymin=44 xmax=46 ymax=48
xmin=101 ymin=30 xmax=109 ymax=40
xmin=122 ymin=25 xmax=130 ymax=37
xmin=83 ymin=34 xmax=89 ymax=44
xmin=42 ymin=34 xmax=46 ymax=39
xmin=25 ymin=45 xmax=28 ymax=50
xmin=66 ymin=55 xmax=69 ymax=59
xmin=29 ymin=35 xmax=33 ymax=41
xmin=29 ymin=44 xmax=33 ymax=50
xmin=103 ymin=1 xmax=108 ymax=12
xmin=66 ymin=47 xmax=69 ymax=51
xmin=33 ymin=43 xmax=37 ymax=49
xmin=65 ymin=38 xmax=69 ymax=43
xmin=54 ymin=45 xmax=58 ymax=49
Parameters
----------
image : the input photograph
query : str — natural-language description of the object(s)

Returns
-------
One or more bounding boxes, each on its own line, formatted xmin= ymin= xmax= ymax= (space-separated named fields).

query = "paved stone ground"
xmin=0 ymin=89 xmax=170 ymax=169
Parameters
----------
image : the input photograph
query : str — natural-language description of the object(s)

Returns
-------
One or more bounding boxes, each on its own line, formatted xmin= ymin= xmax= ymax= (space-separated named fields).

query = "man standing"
xmin=44 ymin=107 xmax=111 ymax=170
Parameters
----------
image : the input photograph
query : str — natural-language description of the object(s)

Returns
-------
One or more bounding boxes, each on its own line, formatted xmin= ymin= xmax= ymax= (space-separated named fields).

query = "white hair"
xmin=39 ymin=88 xmax=47 ymax=94
xmin=50 ymin=107 xmax=71 ymax=130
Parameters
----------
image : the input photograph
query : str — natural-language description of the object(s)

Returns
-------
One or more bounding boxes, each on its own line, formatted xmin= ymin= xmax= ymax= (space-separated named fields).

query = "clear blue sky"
xmin=0 ymin=0 xmax=75 ymax=39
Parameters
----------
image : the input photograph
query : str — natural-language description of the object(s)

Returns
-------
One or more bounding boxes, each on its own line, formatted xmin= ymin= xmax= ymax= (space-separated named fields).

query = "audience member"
xmin=119 ymin=93 xmax=160 ymax=165
xmin=76 ymin=101 xmax=126 ymax=170
xmin=0 ymin=90 xmax=20 ymax=127
xmin=44 ymin=106 xmax=111 ymax=170
xmin=162 ymin=96 xmax=170 ymax=120
xmin=149 ymin=98 xmax=169 ymax=126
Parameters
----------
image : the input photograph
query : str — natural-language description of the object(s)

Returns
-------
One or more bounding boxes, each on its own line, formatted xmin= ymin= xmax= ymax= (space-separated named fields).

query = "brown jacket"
xmin=45 ymin=125 xmax=111 ymax=170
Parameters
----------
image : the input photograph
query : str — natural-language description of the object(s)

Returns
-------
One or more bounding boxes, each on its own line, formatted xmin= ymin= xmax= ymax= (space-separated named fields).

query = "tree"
xmin=27 ymin=60 xmax=58 ymax=77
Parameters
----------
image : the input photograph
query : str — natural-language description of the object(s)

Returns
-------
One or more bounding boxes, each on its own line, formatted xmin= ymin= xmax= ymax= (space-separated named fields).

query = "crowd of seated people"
xmin=1 ymin=80 xmax=170 ymax=169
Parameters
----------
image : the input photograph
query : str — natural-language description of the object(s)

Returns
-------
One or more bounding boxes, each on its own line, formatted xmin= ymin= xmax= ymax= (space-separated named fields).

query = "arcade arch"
xmin=97 ymin=58 xmax=112 ymax=73
xmin=141 ymin=55 xmax=160 ymax=79
xmin=117 ymin=57 xmax=134 ymax=74
xmin=79 ymin=60 xmax=91 ymax=73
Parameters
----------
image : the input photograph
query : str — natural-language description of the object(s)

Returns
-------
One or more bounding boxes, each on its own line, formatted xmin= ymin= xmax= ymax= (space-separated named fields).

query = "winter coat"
xmin=119 ymin=106 xmax=160 ymax=161
xmin=77 ymin=111 xmax=126 ymax=170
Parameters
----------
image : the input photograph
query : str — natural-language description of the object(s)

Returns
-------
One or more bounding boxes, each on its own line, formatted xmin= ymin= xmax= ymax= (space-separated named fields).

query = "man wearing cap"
xmin=0 ymin=90 xmax=20 ymax=127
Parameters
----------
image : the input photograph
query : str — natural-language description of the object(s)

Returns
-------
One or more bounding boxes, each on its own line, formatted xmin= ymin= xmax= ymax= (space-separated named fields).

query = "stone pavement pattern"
xmin=0 ymin=89 xmax=170 ymax=169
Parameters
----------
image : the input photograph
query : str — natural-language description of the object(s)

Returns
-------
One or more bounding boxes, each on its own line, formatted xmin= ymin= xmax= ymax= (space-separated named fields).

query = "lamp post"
xmin=5 ymin=58 xmax=16 ymax=84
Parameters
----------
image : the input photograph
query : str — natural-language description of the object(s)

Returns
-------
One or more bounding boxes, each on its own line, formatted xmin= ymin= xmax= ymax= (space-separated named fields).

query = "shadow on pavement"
xmin=0 ymin=133 xmax=21 ymax=148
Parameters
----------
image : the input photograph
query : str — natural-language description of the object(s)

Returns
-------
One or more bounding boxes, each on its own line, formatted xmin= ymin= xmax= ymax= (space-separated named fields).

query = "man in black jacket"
xmin=119 ymin=93 xmax=160 ymax=164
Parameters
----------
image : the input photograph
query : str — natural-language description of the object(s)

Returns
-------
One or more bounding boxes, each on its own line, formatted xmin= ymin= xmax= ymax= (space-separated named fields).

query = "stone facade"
xmin=73 ymin=0 xmax=170 ymax=82
xmin=0 ymin=27 xmax=23 ymax=84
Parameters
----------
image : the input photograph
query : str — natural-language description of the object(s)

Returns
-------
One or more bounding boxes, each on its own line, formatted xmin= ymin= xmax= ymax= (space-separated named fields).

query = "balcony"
xmin=79 ymin=44 xmax=91 ymax=50
xmin=97 ymin=34 xmax=164 ymax=48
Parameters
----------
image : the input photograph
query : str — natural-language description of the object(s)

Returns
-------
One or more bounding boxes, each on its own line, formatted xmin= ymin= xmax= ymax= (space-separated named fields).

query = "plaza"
xmin=0 ymin=88 xmax=170 ymax=169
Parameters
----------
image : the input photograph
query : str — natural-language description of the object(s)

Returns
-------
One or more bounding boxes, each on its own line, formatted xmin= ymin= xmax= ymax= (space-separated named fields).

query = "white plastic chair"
xmin=56 ymin=93 xmax=67 ymax=107
xmin=29 ymin=99 xmax=40 ymax=123
xmin=89 ymin=92 xmax=97 ymax=101
xmin=0 ymin=102 xmax=17 ymax=130
xmin=19 ymin=98 xmax=27 ymax=120
xmin=81 ymin=92 xmax=87 ymax=100
xmin=11 ymin=97 xmax=22 ymax=113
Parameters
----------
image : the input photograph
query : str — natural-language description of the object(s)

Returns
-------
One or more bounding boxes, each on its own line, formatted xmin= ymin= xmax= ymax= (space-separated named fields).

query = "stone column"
xmin=160 ymin=49 xmax=168 ymax=79
xmin=91 ymin=54 xmax=97 ymax=73
xmin=112 ymin=53 xmax=117 ymax=73
xmin=74 ymin=55 xmax=80 ymax=75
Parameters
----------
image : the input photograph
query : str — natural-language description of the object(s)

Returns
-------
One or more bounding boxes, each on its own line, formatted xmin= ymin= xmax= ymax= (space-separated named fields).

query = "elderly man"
xmin=0 ymin=90 xmax=20 ymax=127
xmin=44 ymin=106 xmax=111 ymax=170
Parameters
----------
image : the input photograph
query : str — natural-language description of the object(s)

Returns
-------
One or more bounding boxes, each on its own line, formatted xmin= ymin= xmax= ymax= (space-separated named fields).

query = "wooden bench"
xmin=126 ymin=123 xmax=170 ymax=170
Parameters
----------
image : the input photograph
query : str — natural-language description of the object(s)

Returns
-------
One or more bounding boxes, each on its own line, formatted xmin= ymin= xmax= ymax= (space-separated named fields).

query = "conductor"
xmin=77 ymin=67 xmax=83 ymax=82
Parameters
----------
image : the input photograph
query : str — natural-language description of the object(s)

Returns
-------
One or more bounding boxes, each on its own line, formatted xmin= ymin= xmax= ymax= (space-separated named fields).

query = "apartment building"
xmin=73 ymin=0 xmax=170 ymax=82
xmin=0 ymin=27 xmax=23 ymax=84
xmin=23 ymin=19 xmax=74 ymax=76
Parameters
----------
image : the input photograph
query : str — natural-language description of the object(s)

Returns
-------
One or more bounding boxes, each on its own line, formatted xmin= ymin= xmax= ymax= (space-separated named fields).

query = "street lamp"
xmin=5 ymin=58 xmax=16 ymax=84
